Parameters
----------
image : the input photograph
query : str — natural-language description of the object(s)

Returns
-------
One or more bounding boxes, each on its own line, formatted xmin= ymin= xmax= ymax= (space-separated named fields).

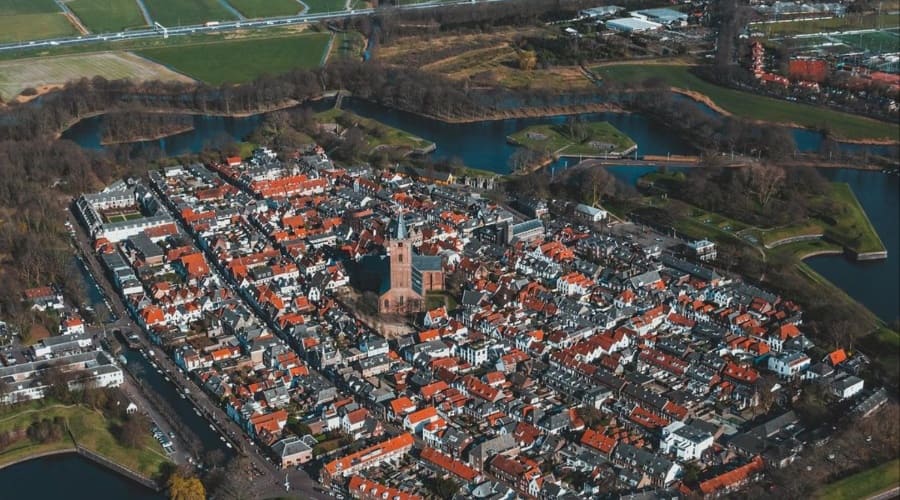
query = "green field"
xmin=509 ymin=122 xmax=635 ymax=156
xmin=818 ymin=459 xmax=900 ymax=500
xmin=0 ymin=0 xmax=76 ymax=42
xmin=302 ymin=0 xmax=348 ymax=13
xmin=594 ymin=64 xmax=898 ymax=141
xmin=67 ymin=0 xmax=147 ymax=33
xmin=142 ymin=0 xmax=236 ymax=26
xmin=227 ymin=0 xmax=302 ymax=18
xmin=0 ymin=401 xmax=170 ymax=478
xmin=835 ymin=30 xmax=899 ymax=53
xmin=138 ymin=33 xmax=331 ymax=84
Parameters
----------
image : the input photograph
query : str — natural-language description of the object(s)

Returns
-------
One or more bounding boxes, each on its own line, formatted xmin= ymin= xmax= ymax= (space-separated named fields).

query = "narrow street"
xmin=68 ymin=209 xmax=327 ymax=499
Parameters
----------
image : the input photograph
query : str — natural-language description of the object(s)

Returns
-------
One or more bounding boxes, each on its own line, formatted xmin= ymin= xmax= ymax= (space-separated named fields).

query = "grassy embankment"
xmin=817 ymin=458 xmax=900 ymax=500
xmin=227 ymin=0 xmax=303 ymax=18
xmin=67 ymin=0 xmax=147 ymax=33
xmin=316 ymin=108 xmax=434 ymax=152
xmin=641 ymin=172 xmax=885 ymax=258
xmin=303 ymin=0 xmax=351 ymax=13
xmin=141 ymin=0 xmax=235 ymax=26
xmin=508 ymin=122 xmax=636 ymax=157
xmin=138 ymin=32 xmax=332 ymax=84
xmin=0 ymin=400 xmax=170 ymax=478
xmin=593 ymin=64 xmax=898 ymax=142
xmin=0 ymin=0 xmax=78 ymax=43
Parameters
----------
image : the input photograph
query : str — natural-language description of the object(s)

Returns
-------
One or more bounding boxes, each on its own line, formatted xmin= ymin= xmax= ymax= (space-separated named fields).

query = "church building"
xmin=379 ymin=213 xmax=444 ymax=314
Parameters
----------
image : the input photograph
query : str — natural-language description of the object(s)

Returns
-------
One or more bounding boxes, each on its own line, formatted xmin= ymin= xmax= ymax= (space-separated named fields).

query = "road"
xmin=867 ymin=486 xmax=900 ymax=500
xmin=0 ymin=0 xmax=506 ymax=53
xmin=69 ymin=210 xmax=327 ymax=499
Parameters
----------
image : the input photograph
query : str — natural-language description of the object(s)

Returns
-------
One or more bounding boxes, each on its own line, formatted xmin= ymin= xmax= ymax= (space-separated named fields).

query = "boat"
xmin=164 ymin=376 xmax=170 ymax=382
xmin=117 ymin=355 xmax=128 ymax=365
xmin=193 ymin=408 xmax=201 ymax=416
xmin=209 ymin=424 xmax=215 ymax=431
xmin=225 ymin=442 xmax=232 ymax=449
xmin=219 ymin=436 xmax=226 ymax=442
xmin=179 ymin=393 xmax=186 ymax=399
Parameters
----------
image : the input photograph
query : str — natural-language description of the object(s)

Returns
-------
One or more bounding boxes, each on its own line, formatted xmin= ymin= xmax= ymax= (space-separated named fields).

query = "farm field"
xmin=593 ymin=64 xmax=899 ymax=141
xmin=755 ymin=13 xmax=899 ymax=35
xmin=67 ymin=0 xmax=147 ymax=33
xmin=302 ymin=0 xmax=349 ymax=13
xmin=0 ymin=0 xmax=77 ymax=42
xmin=138 ymin=33 xmax=331 ymax=84
xmin=0 ymin=51 xmax=194 ymax=100
xmin=227 ymin=0 xmax=302 ymax=18
xmin=142 ymin=0 xmax=236 ymax=26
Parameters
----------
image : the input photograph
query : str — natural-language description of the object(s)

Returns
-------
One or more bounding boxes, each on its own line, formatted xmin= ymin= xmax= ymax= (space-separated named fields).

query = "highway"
xmin=0 ymin=0 xmax=502 ymax=54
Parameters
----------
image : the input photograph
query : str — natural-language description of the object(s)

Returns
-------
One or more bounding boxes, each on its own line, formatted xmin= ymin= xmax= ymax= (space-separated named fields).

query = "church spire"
xmin=393 ymin=205 xmax=407 ymax=240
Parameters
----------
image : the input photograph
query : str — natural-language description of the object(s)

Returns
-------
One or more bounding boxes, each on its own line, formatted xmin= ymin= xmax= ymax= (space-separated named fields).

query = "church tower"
xmin=388 ymin=212 xmax=412 ymax=290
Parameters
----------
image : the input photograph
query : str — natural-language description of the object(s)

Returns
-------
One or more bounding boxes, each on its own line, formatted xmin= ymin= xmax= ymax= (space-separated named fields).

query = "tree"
xmin=743 ymin=164 xmax=785 ymax=207
xmin=518 ymin=50 xmax=537 ymax=71
xmin=117 ymin=413 xmax=149 ymax=448
xmin=168 ymin=473 xmax=206 ymax=500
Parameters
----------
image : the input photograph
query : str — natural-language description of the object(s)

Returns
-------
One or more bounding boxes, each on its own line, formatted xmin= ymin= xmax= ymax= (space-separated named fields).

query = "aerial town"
xmin=0 ymin=140 xmax=886 ymax=498
xmin=0 ymin=0 xmax=897 ymax=499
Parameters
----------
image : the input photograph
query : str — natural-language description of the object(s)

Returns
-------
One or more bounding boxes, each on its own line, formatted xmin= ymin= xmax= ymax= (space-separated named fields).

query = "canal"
xmin=0 ymin=454 xmax=163 ymax=500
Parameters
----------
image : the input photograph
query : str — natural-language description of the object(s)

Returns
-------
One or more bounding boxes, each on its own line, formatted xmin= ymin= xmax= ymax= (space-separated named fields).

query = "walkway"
xmin=134 ymin=0 xmax=154 ymax=26
xmin=54 ymin=0 xmax=90 ymax=35
xmin=218 ymin=0 xmax=247 ymax=20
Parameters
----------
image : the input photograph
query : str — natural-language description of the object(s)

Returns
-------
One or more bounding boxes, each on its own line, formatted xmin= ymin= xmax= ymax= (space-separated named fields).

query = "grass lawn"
xmin=138 ymin=33 xmax=331 ymax=84
xmin=0 ymin=401 xmax=169 ymax=478
xmin=142 ymin=0 xmax=236 ymax=26
xmin=316 ymin=108 xmax=434 ymax=151
xmin=818 ymin=459 xmax=900 ymax=500
xmin=823 ymin=183 xmax=885 ymax=255
xmin=67 ymin=0 xmax=147 ymax=33
xmin=0 ymin=0 xmax=77 ymax=43
xmin=593 ymin=64 xmax=898 ymax=141
xmin=302 ymin=0 xmax=348 ymax=14
xmin=227 ymin=0 xmax=303 ymax=18
xmin=508 ymin=122 xmax=635 ymax=156
xmin=426 ymin=292 xmax=458 ymax=310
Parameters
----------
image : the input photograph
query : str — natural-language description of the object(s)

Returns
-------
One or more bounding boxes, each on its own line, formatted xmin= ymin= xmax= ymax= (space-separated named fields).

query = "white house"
xmin=660 ymin=421 xmax=714 ymax=461
xmin=832 ymin=375 xmax=864 ymax=400
xmin=768 ymin=352 xmax=810 ymax=379
xmin=575 ymin=203 xmax=608 ymax=222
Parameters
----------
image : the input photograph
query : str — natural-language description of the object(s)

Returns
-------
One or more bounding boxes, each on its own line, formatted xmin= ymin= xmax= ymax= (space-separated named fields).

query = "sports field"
xmin=142 ymin=0 xmax=236 ymax=26
xmin=0 ymin=0 xmax=77 ymax=42
xmin=138 ymin=33 xmax=331 ymax=84
xmin=303 ymin=0 xmax=348 ymax=13
xmin=227 ymin=0 xmax=303 ymax=18
xmin=0 ymin=51 xmax=195 ymax=100
xmin=835 ymin=29 xmax=899 ymax=53
xmin=594 ymin=64 xmax=899 ymax=141
xmin=67 ymin=0 xmax=147 ymax=33
xmin=757 ymin=13 xmax=899 ymax=36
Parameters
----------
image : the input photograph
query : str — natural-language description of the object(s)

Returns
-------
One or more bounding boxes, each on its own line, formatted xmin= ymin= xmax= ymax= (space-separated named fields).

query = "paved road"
xmin=0 ymin=0 xmax=506 ymax=53
xmin=867 ymin=486 xmax=900 ymax=500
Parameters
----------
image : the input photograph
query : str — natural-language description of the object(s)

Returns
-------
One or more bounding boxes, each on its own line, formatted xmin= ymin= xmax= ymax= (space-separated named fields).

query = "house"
xmin=321 ymin=433 xmax=414 ymax=484
xmin=575 ymin=204 xmax=608 ymax=223
xmin=831 ymin=375 xmax=864 ymax=400
xmin=768 ymin=352 xmax=810 ymax=379
xmin=489 ymin=454 xmax=542 ymax=498
xmin=404 ymin=406 xmax=441 ymax=435
xmin=271 ymin=435 xmax=313 ymax=468
xmin=347 ymin=476 xmax=422 ymax=500
xmin=23 ymin=287 xmax=64 ymax=312
xmin=660 ymin=421 xmax=714 ymax=461
xmin=697 ymin=456 xmax=765 ymax=497
xmin=60 ymin=315 xmax=85 ymax=336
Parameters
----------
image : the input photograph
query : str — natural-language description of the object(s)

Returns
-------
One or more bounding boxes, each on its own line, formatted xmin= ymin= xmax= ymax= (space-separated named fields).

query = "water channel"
xmin=0 ymin=454 xmax=163 ymax=499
